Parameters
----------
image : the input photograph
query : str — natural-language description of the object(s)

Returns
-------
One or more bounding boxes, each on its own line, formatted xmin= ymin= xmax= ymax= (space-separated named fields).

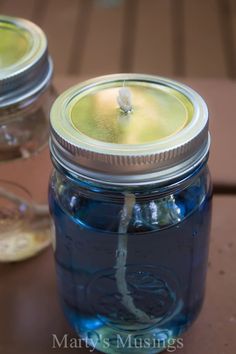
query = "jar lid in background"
xmin=0 ymin=15 xmax=53 ymax=108
xmin=50 ymin=74 xmax=209 ymax=186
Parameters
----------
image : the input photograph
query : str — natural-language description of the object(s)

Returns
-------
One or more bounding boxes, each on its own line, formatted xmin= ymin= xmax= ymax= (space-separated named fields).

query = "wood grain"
xmin=0 ymin=0 xmax=37 ymax=20
xmin=79 ymin=0 xmax=125 ymax=75
xmin=39 ymin=0 xmax=82 ymax=75
xmin=184 ymin=0 xmax=227 ymax=77
xmin=133 ymin=0 xmax=173 ymax=76
xmin=1 ymin=0 xmax=236 ymax=78
xmin=229 ymin=0 xmax=236 ymax=77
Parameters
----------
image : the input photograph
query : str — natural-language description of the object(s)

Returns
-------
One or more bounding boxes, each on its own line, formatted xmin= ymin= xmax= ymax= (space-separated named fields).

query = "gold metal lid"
xmin=0 ymin=15 xmax=53 ymax=107
xmin=70 ymin=83 xmax=193 ymax=144
xmin=50 ymin=74 xmax=209 ymax=186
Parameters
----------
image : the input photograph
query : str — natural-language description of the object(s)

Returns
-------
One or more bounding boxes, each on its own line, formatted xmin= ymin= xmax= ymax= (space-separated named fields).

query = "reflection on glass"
xmin=0 ymin=180 xmax=51 ymax=262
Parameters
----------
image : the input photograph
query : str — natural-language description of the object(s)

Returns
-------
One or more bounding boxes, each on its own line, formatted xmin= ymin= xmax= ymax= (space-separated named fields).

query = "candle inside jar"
xmin=70 ymin=83 xmax=193 ymax=145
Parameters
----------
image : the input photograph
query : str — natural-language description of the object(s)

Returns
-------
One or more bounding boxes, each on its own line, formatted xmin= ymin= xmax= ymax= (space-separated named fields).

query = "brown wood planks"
xmin=184 ymin=0 xmax=227 ymax=77
xmin=228 ymin=0 xmax=236 ymax=77
xmin=133 ymin=0 xmax=173 ymax=76
xmin=79 ymin=0 xmax=125 ymax=76
xmin=39 ymin=0 xmax=82 ymax=75
xmin=0 ymin=0 xmax=38 ymax=20
xmin=0 ymin=0 xmax=235 ymax=78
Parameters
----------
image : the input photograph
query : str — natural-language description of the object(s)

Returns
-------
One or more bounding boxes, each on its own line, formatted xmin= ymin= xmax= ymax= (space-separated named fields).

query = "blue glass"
xmin=49 ymin=162 xmax=212 ymax=354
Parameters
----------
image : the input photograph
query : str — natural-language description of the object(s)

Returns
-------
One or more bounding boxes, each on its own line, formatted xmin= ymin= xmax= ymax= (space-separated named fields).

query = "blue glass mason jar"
xmin=49 ymin=74 xmax=212 ymax=353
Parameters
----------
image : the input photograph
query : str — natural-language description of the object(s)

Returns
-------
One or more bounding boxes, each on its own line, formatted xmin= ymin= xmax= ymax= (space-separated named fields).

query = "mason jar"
xmin=0 ymin=16 xmax=56 ymax=261
xmin=49 ymin=74 xmax=212 ymax=353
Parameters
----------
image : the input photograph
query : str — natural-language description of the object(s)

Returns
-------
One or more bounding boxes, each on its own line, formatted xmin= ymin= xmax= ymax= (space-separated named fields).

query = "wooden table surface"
xmin=0 ymin=0 xmax=236 ymax=79
xmin=0 ymin=78 xmax=236 ymax=354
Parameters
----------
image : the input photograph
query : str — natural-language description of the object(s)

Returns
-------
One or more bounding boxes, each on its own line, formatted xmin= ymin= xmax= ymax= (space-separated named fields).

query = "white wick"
xmin=115 ymin=193 xmax=151 ymax=323
xmin=117 ymin=86 xmax=132 ymax=113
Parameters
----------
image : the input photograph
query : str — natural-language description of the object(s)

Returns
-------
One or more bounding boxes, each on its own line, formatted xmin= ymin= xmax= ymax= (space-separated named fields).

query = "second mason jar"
xmin=0 ymin=15 xmax=56 ymax=261
xmin=49 ymin=74 xmax=212 ymax=354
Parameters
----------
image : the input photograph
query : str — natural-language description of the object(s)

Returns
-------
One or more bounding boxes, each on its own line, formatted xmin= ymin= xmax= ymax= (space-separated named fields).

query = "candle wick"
xmin=115 ymin=193 xmax=151 ymax=323
xmin=117 ymin=85 xmax=133 ymax=114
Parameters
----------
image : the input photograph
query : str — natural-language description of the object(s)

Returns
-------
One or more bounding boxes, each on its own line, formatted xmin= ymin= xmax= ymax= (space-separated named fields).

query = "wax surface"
xmin=70 ymin=84 xmax=194 ymax=144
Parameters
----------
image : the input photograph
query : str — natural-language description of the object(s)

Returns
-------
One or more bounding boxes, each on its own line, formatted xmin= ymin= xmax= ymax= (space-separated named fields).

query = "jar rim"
xmin=0 ymin=15 xmax=53 ymax=108
xmin=50 ymin=74 xmax=210 ymax=186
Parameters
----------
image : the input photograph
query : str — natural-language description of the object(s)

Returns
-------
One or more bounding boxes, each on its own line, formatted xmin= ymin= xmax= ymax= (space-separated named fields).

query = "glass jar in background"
xmin=0 ymin=16 xmax=56 ymax=262
xmin=49 ymin=74 xmax=212 ymax=353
